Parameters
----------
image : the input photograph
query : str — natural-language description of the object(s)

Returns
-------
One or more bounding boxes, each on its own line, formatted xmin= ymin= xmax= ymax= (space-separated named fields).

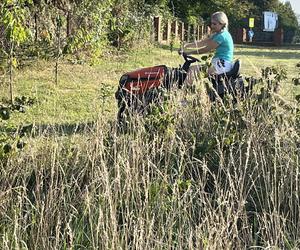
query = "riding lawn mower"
xmin=115 ymin=52 xmax=248 ymax=122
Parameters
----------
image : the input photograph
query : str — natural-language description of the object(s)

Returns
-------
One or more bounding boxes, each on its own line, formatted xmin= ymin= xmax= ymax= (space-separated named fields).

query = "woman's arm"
xmin=185 ymin=38 xmax=219 ymax=55
xmin=184 ymin=37 xmax=211 ymax=49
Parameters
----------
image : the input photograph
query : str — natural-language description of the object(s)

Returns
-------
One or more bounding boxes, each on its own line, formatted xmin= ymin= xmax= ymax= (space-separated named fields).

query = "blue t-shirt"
xmin=212 ymin=29 xmax=234 ymax=62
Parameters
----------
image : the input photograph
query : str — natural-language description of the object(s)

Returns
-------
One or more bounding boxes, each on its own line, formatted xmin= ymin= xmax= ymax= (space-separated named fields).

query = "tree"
xmin=165 ymin=0 xmax=255 ymax=29
xmin=246 ymin=0 xmax=279 ymax=12
xmin=0 ymin=0 xmax=33 ymax=103
xmin=277 ymin=1 xmax=298 ymax=30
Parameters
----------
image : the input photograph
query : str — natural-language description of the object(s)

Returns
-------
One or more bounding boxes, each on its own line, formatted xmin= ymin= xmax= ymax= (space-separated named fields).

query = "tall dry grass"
xmin=1 ymin=77 xmax=300 ymax=249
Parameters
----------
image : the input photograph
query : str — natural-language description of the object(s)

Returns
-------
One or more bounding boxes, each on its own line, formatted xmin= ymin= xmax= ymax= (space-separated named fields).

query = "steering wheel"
xmin=180 ymin=52 xmax=200 ymax=63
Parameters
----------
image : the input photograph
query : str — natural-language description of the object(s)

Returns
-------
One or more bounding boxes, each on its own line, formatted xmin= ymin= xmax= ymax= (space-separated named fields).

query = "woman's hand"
xmin=178 ymin=48 xmax=183 ymax=55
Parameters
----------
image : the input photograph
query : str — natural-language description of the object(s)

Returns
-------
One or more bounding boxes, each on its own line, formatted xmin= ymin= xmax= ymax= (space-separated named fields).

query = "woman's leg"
xmin=184 ymin=64 xmax=203 ymax=85
xmin=211 ymin=58 xmax=233 ymax=75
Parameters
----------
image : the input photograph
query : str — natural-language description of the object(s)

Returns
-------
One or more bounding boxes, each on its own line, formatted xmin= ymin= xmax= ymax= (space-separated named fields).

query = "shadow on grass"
xmin=1 ymin=120 xmax=117 ymax=138
xmin=30 ymin=122 xmax=98 ymax=137
xmin=156 ymin=43 xmax=180 ymax=53
xmin=235 ymin=45 xmax=300 ymax=60
xmin=158 ymin=44 xmax=172 ymax=51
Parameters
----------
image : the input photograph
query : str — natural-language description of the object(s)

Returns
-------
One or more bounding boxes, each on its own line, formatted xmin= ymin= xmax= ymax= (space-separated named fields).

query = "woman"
xmin=183 ymin=11 xmax=234 ymax=75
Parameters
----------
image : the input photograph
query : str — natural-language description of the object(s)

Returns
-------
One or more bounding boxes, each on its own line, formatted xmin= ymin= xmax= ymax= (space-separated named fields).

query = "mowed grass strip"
xmin=1 ymin=44 xmax=299 ymax=127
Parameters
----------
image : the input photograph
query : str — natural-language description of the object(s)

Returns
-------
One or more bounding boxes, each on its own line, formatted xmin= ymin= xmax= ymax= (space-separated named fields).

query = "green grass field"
xmin=1 ymin=44 xmax=299 ymax=127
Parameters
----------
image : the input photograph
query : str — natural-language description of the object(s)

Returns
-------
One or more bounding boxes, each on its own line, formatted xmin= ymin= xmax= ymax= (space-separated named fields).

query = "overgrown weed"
xmin=1 ymin=69 xmax=300 ymax=249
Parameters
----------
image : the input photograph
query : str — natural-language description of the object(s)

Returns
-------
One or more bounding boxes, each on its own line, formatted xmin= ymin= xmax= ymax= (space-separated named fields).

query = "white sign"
xmin=263 ymin=11 xmax=278 ymax=32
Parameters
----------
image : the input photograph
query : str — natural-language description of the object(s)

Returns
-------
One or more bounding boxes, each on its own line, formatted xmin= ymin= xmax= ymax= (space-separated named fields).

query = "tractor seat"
xmin=218 ymin=59 xmax=241 ymax=79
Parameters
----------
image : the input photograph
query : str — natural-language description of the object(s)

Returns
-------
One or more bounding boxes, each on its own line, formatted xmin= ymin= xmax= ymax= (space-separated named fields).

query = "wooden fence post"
xmin=162 ymin=19 xmax=171 ymax=42
xmin=206 ymin=25 xmax=211 ymax=36
xmin=234 ymin=28 xmax=246 ymax=44
xmin=154 ymin=16 xmax=161 ymax=42
xmin=190 ymin=25 xmax=198 ymax=41
xmin=171 ymin=20 xmax=178 ymax=40
xmin=166 ymin=20 xmax=171 ymax=42
xmin=199 ymin=25 xmax=204 ymax=40
xmin=153 ymin=18 xmax=209 ymax=44
xmin=274 ymin=28 xmax=283 ymax=46
xmin=178 ymin=21 xmax=184 ymax=41
xmin=184 ymin=23 xmax=189 ymax=41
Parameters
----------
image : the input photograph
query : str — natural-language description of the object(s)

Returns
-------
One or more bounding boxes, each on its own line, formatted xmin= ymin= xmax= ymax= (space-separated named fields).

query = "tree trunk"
xmin=8 ymin=41 xmax=14 ymax=104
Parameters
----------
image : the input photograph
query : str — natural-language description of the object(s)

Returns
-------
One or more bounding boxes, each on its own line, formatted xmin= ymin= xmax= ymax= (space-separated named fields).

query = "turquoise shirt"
xmin=211 ymin=29 xmax=234 ymax=62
